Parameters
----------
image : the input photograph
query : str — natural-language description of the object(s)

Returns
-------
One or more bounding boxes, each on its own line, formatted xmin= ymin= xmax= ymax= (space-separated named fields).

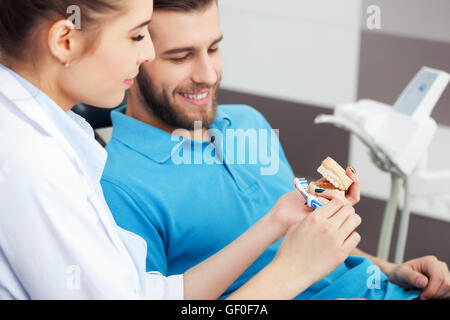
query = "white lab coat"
xmin=0 ymin=66 xmax=183 ymax=299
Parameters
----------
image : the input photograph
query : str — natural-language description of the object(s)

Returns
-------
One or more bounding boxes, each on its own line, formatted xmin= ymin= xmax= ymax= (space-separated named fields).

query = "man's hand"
xmin=387 ymin=256 xmax=450 ymax=300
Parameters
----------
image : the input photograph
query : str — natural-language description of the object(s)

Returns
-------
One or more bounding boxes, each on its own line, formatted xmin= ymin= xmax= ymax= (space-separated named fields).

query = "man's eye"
xmin=132 ymin=35 xmax=145 ymax=42
xmin=209 ymin=47 xmax=219 ymax=53
xmin=171 ymin=57 xmax=186 ymax=62
xmin=170 ymin=54 xmax=191 ymax=62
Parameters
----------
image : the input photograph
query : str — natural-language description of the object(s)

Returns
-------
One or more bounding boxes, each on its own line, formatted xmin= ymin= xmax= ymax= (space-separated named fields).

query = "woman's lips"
xmin=124 ymin=78 xmax=135 ymax=87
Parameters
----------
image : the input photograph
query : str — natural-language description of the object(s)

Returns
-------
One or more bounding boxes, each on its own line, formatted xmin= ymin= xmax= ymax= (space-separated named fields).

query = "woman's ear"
xmin=47 ymin=19 xmax=79 ymax=66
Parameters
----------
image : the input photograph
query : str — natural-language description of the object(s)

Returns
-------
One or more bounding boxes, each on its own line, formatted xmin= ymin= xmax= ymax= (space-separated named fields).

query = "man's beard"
xmin=136 ymin=68 xmax=220 ymax=130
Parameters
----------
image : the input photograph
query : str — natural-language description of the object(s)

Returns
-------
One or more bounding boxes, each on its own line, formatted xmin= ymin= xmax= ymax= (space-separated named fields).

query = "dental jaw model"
xmin=294 ymin=157 xmax=353 ymax=209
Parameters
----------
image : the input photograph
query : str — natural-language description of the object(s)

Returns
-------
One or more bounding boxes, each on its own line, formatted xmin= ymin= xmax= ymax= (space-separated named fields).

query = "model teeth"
xmin=317 ymin=166 xmax=345 ymax=190
xmin=181 ymin=92 xmax=208 ymax=100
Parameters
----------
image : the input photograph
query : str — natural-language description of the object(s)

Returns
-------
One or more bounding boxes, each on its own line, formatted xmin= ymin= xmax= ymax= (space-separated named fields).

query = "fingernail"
xmin=416 ymin=278 xmax=427 ymax=288
xmin=315 ymin=188 xmax=325 ymax=193
xmin=349 ymin=166 xmax=357 ymax=174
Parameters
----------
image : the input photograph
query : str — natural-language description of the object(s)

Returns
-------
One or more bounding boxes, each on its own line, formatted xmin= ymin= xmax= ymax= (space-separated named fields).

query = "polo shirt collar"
xmin=110 ymin=105 xmax=232 ymax=163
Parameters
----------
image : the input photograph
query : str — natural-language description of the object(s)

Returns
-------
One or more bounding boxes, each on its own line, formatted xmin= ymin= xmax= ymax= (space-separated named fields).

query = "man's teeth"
xmin=180 ymin=92 xmax=208 ymax=100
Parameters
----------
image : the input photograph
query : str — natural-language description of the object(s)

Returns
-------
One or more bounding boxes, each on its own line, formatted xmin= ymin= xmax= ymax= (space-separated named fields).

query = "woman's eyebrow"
xmin=129 ymin=19 xmax=152 ymax=32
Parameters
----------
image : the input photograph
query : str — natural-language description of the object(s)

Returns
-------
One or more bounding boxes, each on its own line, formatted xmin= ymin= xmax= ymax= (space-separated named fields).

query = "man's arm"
xmin=351 ymin=248 xmax=396 ymax=274
xmin=351 ymin=248 xmax=450 ymax=299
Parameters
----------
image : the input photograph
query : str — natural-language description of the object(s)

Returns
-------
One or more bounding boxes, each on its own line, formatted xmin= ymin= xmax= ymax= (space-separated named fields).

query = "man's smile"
xmin=177 ymin=90 xmax=211 ymax=107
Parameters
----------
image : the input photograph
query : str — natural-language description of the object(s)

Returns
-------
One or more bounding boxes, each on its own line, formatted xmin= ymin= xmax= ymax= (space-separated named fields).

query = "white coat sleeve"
xmin=145 ymin=272 xmax=184 ymax=300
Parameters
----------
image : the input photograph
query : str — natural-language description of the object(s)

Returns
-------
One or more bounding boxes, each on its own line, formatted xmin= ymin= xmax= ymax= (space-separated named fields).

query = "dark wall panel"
xmin=358 ymin=31 xmax=450 ymax=126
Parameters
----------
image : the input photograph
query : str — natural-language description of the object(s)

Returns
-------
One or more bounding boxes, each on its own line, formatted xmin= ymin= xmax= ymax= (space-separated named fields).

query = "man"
xmin=101 ymin=0 xmax=450 ymax=299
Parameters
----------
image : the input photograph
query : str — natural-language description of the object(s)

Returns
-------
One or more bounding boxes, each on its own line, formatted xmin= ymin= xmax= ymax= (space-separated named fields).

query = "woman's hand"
xmin=267 ymin=191 xmax=314 ymax=241
xmin=311 ymin=166 xmax=361 ymax=206
xmin=268 ymin=174 xmax=360 ymax=242
xmin=272 ymin=198 xmax=362 ymax=290
xmin=227 ymin=196 xmax=362 ymax=300
xmin=345 ymin=166 xmax=360 ymax=205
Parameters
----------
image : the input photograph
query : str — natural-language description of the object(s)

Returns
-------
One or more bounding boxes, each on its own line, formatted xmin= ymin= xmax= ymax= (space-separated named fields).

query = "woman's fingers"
xmin=317 ymin=196 xmax=330 ymax=206
xmin=345 ymin=167 xmax=361 ymax=205
xmin=339 ymin=213 xmax=362 ymax=244
xmin=341 ymin=231 xmax=361 ymax=253
xmin=317 ymin=189 xmax=348 ymax=203
xmin=314 ymin=198 xmax=345 ymax=220
xmin=329 ymin=204 xmax=355 ymax=227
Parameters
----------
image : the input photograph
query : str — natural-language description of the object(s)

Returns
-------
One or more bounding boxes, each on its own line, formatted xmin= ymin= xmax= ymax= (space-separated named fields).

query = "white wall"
xmin=219 ymin=0 xmax=363 ymax=108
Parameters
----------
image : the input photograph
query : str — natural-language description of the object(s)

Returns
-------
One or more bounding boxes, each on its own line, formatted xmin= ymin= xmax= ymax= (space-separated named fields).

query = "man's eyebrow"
xmin=210 ymin=35 xmax=224 ymax=47
xmin=129 ymin=19 xmax=152 ymax=32
xmin=162 ymin=35 xmax=224 ymax=55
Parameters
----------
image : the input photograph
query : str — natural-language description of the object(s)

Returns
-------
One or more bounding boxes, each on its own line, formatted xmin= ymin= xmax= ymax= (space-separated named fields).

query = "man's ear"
xmin=47 ymin=19 xmax=79 ymax=66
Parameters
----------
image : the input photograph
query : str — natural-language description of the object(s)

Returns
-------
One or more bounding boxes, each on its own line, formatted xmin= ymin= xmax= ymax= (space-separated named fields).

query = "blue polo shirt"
xmin=101 ymin=104 xmax=421 ymax=300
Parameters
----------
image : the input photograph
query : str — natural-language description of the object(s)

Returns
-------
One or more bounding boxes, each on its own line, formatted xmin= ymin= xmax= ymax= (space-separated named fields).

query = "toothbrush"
xmin=293 ymin=177 xmax=323 ymax=209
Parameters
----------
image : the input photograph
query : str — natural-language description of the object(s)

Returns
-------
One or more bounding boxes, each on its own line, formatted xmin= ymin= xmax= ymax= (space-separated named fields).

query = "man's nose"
xmin=191 ymin=53 xmax=218 ymax=86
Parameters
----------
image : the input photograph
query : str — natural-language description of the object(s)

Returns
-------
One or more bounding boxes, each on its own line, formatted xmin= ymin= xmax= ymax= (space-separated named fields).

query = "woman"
xmin=0 ymin=0 xmax=361 ymax=299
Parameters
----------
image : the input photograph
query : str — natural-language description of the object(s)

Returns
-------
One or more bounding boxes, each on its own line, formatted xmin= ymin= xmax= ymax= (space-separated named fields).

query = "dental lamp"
xmin=314 ymin=66 xmax=450 ymax=263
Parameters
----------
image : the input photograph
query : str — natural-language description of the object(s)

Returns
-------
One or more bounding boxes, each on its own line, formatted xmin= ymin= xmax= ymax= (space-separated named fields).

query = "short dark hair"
xmin=154 ymin=0 xmax=217 ymax=12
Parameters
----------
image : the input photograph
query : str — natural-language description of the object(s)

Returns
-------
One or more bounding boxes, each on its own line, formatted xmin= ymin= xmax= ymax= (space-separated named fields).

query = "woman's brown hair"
xmin=0 ymin=0 xmax=125 ymax=63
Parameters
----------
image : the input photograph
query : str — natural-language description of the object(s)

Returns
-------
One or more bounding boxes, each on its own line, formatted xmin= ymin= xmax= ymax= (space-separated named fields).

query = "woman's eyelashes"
xmin=132 ymin=34 xmax=145 ymax=42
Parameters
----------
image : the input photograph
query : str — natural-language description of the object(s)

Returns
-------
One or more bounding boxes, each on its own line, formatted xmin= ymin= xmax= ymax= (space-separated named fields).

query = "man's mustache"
xmin=175 ymin=75 xmax=223 ymax=94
